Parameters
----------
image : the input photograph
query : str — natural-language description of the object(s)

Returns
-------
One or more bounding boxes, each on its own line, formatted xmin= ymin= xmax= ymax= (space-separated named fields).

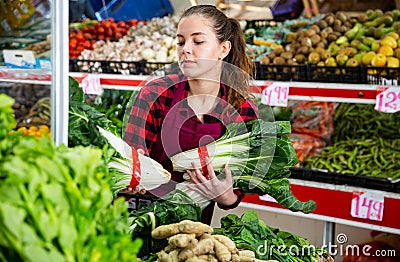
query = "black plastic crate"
xmin=69 ymin=59 xmax=144 ymax=75
xmin=307 ymin=65 xmax=367 ymax=84
xmin=69 ymin=59 xmax=180 ymax=76
xmin=290 ymin=167 xmax=400 ymax=193
xmin=255 ymin=62 xmax=308 ymax=81
xmin=366 ymin=66 xmax=400 ymax=86
xmin=116 ymin=192 xmax=167 ymax=258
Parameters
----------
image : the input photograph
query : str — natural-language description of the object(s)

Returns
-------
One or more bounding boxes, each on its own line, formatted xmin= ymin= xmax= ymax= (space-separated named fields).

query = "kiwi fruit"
xmin=308 ymin=52 xmax=321 ymax=64
xmin=273 ymin=56 xmax=286 ymax=65
xmin=260 ymin=56 xmax=270 ymax=65
xmin=297 ymin=46 xmax=310 ymax=56
xmin=311 ymin=34 xmax=322 ymax=46
xmin=281 ymin=51 xmax=294 ymax=60
xmin=294 ymin=54 xmax=306 ymax=64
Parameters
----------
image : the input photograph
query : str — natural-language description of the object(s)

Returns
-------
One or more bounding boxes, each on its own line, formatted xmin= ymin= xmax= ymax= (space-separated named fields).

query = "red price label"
xmin=351 ymin=191 xmax=384 ymax=221
xmin=375 ymin=86 xmax=400 ymax=113
xmin=261 ymin=82 xmax=289 ymax=107
xmin=81 ymin=74 xmax=102 ymax=95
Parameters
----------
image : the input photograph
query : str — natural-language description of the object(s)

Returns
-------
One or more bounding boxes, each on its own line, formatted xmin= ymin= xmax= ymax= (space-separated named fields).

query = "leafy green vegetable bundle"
xmin=68 ymin=77 xmax=118 ymax=148
xmin=214 ymin=210 xmax=332 ymax=262
xmin=0 ymin=95 xmax=142 ymax=262
xmin=171 ymin=119 xmax=316 ymax=213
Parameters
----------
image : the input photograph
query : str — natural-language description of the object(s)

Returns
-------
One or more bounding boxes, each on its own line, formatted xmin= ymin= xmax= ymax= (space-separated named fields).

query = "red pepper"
xmin=130 ymin=147 xmax=141 ymax=188
xmin=198 ymin=146 xmax=210 ymax=180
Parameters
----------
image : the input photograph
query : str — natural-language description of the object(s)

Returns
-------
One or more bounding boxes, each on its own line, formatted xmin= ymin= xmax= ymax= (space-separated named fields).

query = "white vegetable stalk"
xmin=171 ymin=132 xmax=251 ymax=172
xmin=98 ymin=127 xmax=171 ymax=194
xmin=175 ymin=182 xmax=211 ymax=209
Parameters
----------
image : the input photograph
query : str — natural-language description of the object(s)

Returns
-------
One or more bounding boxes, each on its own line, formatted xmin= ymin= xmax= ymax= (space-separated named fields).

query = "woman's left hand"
xmin=186 ymin=157 xmax=238 ymax=206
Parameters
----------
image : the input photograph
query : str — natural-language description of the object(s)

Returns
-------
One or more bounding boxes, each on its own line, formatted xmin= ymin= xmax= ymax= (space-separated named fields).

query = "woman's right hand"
xmin=123 ymin=148 xmax=147 ymax=194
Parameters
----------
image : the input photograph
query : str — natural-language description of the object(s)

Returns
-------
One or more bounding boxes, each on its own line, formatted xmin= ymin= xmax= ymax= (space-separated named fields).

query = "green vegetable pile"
xmin=0 ymin=94 xmax=142 ymax=261
xmin=304 ymin=103 xmax=400 ymax=179
xmin=214 ymin=210 xmax=332 ymax=262
xmin=332 ymin=103 xmax=400 ymax=142
xmin=90 ymin=89 xmax=136 ymax=134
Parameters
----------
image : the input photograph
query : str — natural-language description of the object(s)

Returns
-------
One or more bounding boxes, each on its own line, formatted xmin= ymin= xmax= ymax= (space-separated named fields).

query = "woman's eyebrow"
xmin=177 ymin=32 xmax=206 ymax=37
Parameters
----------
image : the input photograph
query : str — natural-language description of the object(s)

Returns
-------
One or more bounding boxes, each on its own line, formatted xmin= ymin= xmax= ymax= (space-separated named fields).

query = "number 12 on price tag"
xmin=351 ymin=191 xmax=384 ymax=221
xmin=261 ymin=82 xmax=290 ymax=107
xmin=375 ymin=86 xmax=400 ymax=113
xmin=81 ymin=74 xmax=102 ymax=95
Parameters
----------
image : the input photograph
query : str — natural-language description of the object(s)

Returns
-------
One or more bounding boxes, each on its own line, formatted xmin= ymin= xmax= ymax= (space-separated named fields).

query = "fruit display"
xmin=243 ymin=9 xmax=400 ymax=83
xmin=259 ymin=9 xmax=400 ymax=67
xmin=76 ymin=16 xmax=178 ymax=63
xmin=14 ymin=125 xmax=50 ymax=139
xmin=69 ymin=18 xmax=137 ymax=58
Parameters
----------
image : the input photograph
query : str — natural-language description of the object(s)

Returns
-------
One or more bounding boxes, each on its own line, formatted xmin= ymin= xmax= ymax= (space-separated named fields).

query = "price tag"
xmin=81 ymin=74 xmax=102 ymax=95
xmin=375 ymin=86 xmax=400 ymax=113
xmin=351 ymin=191 xmax=384 ymax=221
xmin=261 ymin=82 xmax=289 ymax=107
xmin=259 ymin=194 xmax=277 ymax=203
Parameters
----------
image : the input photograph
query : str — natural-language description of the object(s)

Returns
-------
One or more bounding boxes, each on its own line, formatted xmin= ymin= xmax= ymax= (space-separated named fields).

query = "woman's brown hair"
xmin=179 ymin=5 xmax=255 ymax=111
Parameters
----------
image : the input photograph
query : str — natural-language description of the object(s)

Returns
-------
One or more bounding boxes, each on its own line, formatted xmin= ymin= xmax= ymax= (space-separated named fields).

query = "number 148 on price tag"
xmin=261 ymin=82 xmax=290 ymax=107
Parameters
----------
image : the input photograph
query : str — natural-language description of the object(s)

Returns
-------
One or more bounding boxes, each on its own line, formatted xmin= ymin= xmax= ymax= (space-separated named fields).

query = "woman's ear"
xmin=220 ymin=40 xmax=231 ymax=60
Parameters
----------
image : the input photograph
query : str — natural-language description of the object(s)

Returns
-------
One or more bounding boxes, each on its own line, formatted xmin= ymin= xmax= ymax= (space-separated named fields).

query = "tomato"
xmin=83 ymin=40 xmax=91 ymax=49
xmin=117 ymin=20 xmax=126 ymax=28
xmin=113 ymin=33 xmax=121 ymax=39
xmin=96 ymin=27 xmax=105 ymax=35
xmin=76 ymin=33 xmax=84 ymax=42
xmin=69 ymin=38 xmax=77 ymax=50
xmin=104 ymin=28 xmax=112 ymax=37
xmin=83 ymin=33 xmax=93 ymax=39
xmin=128 ymin=19 xmax=138 ymax=27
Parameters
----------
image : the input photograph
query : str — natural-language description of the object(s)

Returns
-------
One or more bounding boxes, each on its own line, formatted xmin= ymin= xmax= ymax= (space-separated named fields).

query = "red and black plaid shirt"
xmin=124 ymin=73 xmax=258 ymax=209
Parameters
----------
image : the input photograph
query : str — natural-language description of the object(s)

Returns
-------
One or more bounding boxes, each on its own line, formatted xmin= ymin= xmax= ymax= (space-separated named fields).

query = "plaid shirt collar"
xmin=177 ymin=79 xmax=229 ymax=119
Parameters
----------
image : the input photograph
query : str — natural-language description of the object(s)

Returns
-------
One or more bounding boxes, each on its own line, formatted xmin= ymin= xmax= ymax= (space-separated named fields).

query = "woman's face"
xmin=176 ymin=14 xmax=230 ymax=80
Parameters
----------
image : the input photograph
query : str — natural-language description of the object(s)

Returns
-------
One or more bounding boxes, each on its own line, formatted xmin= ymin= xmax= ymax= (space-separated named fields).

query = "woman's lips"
xmin=180 ymin=59 xmax=196 ymax=64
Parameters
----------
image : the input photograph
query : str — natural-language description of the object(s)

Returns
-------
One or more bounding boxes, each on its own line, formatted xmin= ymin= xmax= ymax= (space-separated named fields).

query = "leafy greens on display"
xmin=172 ymin=119 xmax=316 ymax=214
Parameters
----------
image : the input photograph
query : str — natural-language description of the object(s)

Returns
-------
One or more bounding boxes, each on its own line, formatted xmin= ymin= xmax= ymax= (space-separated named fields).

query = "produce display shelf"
xmin=241 ymin=179 xmax=400 ymax=235
xmin=68 ymin=72 xmax=378 ymax=104
xmin=0 ymin=68 xmax=52 ymax=84
xmin=0 ymin=69 xmax=383 ymax=104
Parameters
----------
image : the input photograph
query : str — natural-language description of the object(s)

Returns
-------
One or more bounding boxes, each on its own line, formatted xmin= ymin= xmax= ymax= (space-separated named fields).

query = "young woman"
xmin=124 ymin=4 xmax=258 ymax=224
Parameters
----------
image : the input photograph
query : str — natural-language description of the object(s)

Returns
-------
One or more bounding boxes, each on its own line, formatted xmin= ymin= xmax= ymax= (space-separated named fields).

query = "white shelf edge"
xmin=239 ymin=202 xmax=400 ymax=235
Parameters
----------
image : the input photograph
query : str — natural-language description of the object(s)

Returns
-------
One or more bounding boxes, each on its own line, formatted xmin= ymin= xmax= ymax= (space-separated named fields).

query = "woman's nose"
xmin=181 ymin=42 xmax=192 ymax=54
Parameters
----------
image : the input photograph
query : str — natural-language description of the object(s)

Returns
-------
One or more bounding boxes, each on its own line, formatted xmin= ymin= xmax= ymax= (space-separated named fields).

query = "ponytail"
xmin=222 ymin=18 xmax=255 ymax=110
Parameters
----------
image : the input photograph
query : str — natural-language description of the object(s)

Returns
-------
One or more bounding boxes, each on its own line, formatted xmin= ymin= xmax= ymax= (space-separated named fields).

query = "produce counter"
xmin=2 ymin=3 xmax=400 ymax=260
xmin=241 ymin=179 xmax=400 ymax=234
xmin=2 ymin=69 xmax=398 ymax=238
